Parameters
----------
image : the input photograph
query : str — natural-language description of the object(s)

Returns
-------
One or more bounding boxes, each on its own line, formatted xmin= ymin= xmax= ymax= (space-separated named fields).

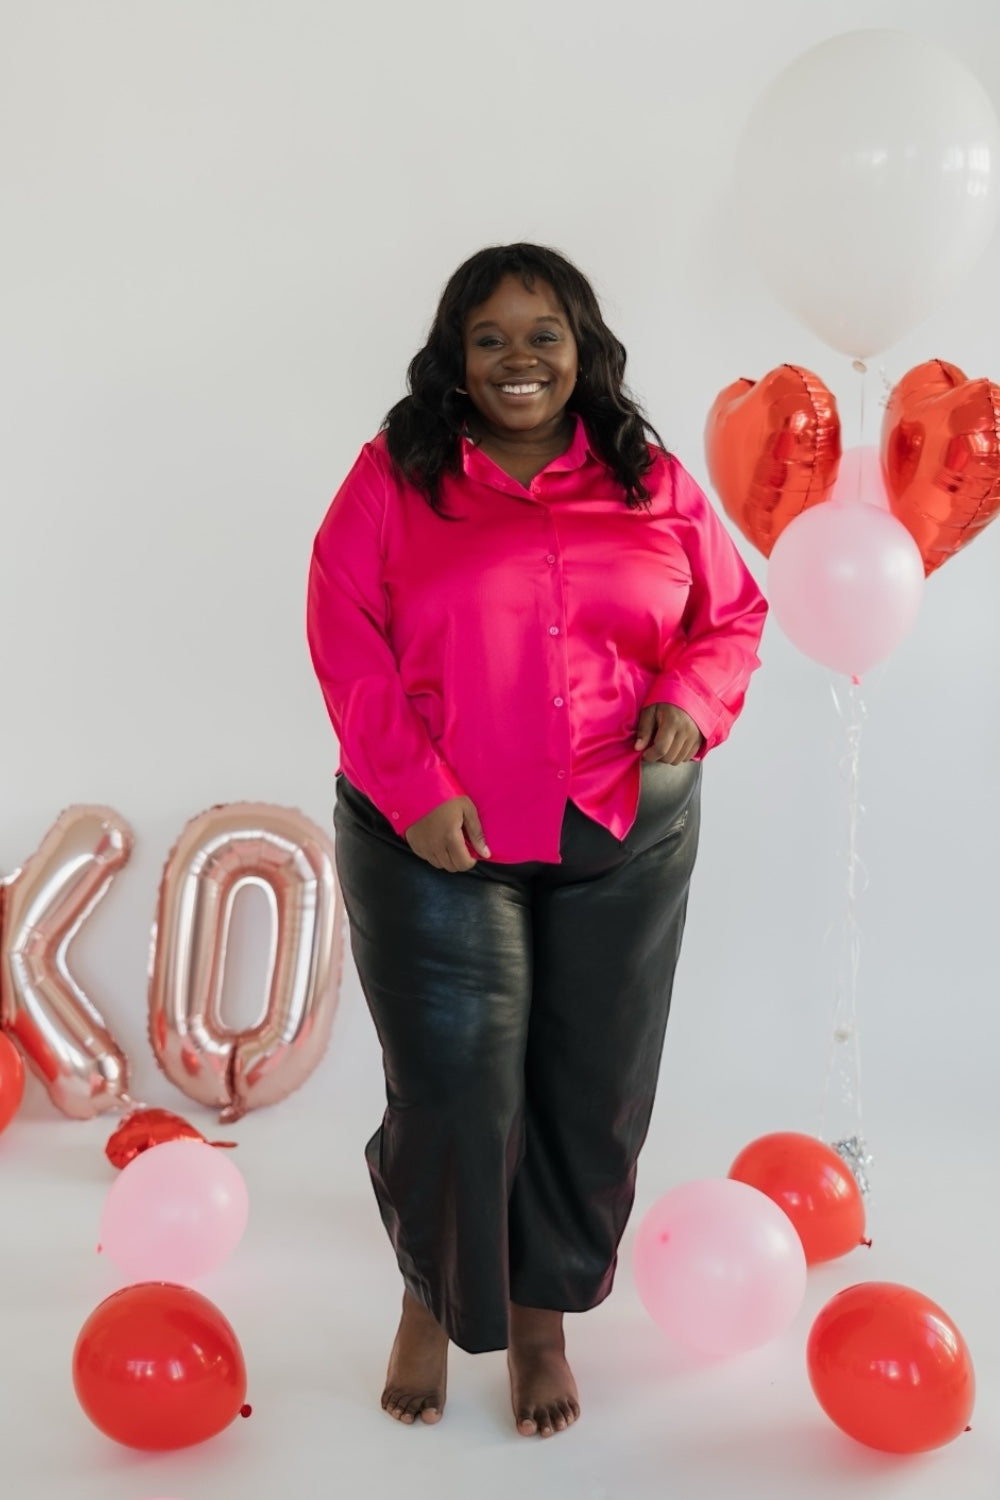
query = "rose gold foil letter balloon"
xmin=148 ymin=804 xmax=343 ymax=1122
xmin=0 ymin=806 xmax=133 ymax=1118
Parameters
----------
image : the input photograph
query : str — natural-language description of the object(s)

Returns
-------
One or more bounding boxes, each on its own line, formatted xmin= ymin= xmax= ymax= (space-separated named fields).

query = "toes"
xmin=381 ymin=1388 xmax=415 ymax=1423
xmin=516 ymin=1400 xmax=579 ymax=1437
xmin=382 ymin=1387 xmax=444 ymax=1425
xmin=525 ymin=1405 xmax=554 ymax=1438
xmin=535 ymin=1406 xmax=555 ymax=1438
xmin=415 ymin=1393 xmax=443 ymax=1424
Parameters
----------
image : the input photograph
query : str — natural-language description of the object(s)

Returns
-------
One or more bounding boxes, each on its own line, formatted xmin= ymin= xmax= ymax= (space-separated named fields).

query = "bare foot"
xmin=507 ymin=1304 xmax=580 ymax=1438
xmin=381 ymin=1289 xmax=449 ymax=1425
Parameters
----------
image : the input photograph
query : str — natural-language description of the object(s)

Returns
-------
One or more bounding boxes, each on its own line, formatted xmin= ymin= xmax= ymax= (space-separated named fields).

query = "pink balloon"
xmin=833 ymin=445 xmax=889 ymax=509
xmin=99 ymin=1138 xmax=248 ymax=1282
xmin=633 ymin=1178 xmax=807 ymax=1358
xmin=767 ymin=501 xmax=924 ymax=677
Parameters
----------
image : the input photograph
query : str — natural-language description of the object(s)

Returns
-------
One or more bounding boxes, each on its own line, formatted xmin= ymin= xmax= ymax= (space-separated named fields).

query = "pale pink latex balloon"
xmin=633 ymin=1178 xmax=807 ymax=1358
xmin=767 ymin=501 xmax=924 ymax=678
xmin=99 ymin=1138 xmax=248 ymax=1282
xmin=834 ymin=445 xmax=889 ymax=509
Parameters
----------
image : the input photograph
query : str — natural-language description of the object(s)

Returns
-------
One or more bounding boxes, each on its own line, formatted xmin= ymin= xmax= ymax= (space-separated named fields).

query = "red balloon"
xmin=728 ymin=1132 xmax=866 ymax=1264
xmin=0 ymin=1033 xmax=26 ymax=1134
xmin=105 ymin=1107 xmax=237 ymax=1169
xmin=704 ymin=364 xmax=841 ymax=557
xmin=808 ymin=1282 xmax=975 ymax=1453
xmin=72 ymin=1283 xmax=248 ymax=1450
xmin=882 ymin=359 xmax=1000 ymax=575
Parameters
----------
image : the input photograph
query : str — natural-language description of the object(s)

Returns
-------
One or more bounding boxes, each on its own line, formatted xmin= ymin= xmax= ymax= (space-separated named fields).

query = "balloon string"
xmin=852 ymin=358 xmax=868 ymax=456
xmin=822 ymin=677 xmax=873 ymax=1197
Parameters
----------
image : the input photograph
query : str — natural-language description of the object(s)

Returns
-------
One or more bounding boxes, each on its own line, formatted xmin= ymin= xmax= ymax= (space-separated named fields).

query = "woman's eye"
xmin=476 ymin=337 xmax=502 ymax=347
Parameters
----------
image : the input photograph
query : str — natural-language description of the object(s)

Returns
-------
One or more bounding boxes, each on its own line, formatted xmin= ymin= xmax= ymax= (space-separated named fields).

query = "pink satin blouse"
xmin=307 ymin=416 xmax=767 ymax=863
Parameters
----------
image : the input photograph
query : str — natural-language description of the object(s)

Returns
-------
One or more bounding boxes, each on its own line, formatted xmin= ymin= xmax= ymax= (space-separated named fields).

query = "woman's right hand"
xmin=405 ymin=797 xmax=491 ymax=872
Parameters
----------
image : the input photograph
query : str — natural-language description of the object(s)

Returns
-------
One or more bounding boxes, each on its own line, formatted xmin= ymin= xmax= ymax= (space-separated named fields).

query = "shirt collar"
xmin=461 ymin=412 xmax=595 ymax=483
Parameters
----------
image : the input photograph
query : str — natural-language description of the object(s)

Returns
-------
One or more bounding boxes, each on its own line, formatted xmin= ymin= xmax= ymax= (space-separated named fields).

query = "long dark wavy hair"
xmin=382 ymin=243 xmax=668 ymax=513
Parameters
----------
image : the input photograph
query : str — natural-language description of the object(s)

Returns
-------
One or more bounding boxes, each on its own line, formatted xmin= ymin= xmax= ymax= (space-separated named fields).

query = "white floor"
xmin=2 ymin=966 xmax=997 ymax=1500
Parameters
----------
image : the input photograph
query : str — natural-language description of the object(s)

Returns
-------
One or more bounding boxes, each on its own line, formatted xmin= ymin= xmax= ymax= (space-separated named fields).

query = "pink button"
xmin=553 ymin=696 xmax=564 ymax=707
xmin=391 ymin=812 xmax=400 ymax=821
xmin=549 ymin=625 xmax=560 ymax=636
xmin=556 ymin=770 xmax=566 ymax=779
xmin=546 ymin=554 xmax=556 ymax=564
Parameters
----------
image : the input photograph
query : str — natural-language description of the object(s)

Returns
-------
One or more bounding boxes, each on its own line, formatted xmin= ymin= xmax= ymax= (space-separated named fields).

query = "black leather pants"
xmin=333 ymin=760 xmax=701 ymax=1353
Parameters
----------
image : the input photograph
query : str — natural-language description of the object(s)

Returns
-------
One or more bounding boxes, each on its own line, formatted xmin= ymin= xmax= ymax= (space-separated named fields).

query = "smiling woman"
xmin=460 ymin=278 xmax=579 ymax=478
xmin=383 ymin=243 xmax=668 ymax=513
xmin=306 ymin=242 xmax=767 ymax=1440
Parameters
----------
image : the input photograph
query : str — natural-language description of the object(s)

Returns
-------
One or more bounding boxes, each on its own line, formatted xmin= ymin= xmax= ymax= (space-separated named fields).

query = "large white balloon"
xmin=735 ymin=30 xmax=1000 ymax=357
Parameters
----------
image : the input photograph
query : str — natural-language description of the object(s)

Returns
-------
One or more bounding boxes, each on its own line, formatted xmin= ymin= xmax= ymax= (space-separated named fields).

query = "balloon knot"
xmin=240 ymin=1403 xmax=253 ymax=1419
xmin=860 ymin=1237 xmax=873 ymax=1248
xmin=850 ymin=674 xmax=861 ymax=686
xmin=210 ymin=1139 xmax=239 ymax=1150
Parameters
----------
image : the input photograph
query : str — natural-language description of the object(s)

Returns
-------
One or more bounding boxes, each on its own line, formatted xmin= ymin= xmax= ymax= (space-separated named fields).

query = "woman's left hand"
xmin=634 ymin=703 xmax=705 ymax=764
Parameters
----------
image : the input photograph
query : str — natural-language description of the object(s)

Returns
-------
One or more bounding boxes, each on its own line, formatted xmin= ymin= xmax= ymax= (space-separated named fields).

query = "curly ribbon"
xmin=822 ymin=677 xmax=873 ymax=1198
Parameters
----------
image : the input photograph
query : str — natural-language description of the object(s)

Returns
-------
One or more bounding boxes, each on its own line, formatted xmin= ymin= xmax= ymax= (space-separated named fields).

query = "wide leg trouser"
xmin=333 ymin=760 xmax=701 ymax=1354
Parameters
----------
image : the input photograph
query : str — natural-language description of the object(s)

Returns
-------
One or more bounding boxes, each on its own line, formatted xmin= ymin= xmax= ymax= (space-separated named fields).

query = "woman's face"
xmin=461 ymin=274 xmax=578 ymax=440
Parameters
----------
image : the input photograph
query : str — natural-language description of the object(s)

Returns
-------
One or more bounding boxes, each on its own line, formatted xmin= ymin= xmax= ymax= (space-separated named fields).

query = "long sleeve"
xmin=644 ymin=460 xmax=767 ymax=753
xmin=306 ymin=445 xmax=463 ymax=832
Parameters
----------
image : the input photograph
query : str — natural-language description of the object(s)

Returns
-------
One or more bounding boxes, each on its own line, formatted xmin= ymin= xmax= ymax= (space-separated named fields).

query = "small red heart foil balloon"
xmin=105 ymin=1108 xmax=236 ymax=1169
xmin=705 ymin=364 xmax=841 ymax=557
xmin=882 ymin=359 xmax=1000 ymax=574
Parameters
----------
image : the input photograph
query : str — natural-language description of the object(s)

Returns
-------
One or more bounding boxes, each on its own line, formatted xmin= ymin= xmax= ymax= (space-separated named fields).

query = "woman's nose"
xmin=501 ymin=350 xmax=538 ymax=370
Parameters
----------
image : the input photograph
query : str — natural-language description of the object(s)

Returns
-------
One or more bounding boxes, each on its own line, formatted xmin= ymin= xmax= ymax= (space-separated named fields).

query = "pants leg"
xmin=508 ymin=760 xmax=701 ymax=1311
xmin=333 ymin=776 xmax=533 ymax=1354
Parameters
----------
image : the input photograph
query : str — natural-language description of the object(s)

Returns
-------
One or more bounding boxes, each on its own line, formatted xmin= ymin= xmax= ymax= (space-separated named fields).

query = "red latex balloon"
xmin=882 ymin=359 xmax=1000 ymax=574
xmin=105 ymin=1107 xmax=237 ymax=1169
xmin=0 ymin=1033 xmax=26 ymax=1134
xmin=808 ymin=1282 xmax=975 ymax=1453
xmin=705 ymin=364 xmax=841 ymax=557
xmin=72 ymin=1283 xmax=248 ymax=1450
xmin=728 ymin=1131 xmax=866 ymax=1264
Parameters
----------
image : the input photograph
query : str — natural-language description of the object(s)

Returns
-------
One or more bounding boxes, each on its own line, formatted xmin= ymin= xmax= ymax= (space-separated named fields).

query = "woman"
xmin=307 ymin=243 xmax=766 ymax=1438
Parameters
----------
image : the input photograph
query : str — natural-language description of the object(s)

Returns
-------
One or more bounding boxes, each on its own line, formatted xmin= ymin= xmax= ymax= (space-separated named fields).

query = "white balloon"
xmin=735 ymin=30 xmax=1000 ymax=356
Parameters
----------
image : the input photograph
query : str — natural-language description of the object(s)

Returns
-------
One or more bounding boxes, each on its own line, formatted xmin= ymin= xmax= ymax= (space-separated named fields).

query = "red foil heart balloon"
xmin=105 ymin=1107 xmax=236 ymax=1169
xmin=705 ymin=364 xmax=841 ymax=557
xmin=882 ymin=359 xmax=1000 ymax=574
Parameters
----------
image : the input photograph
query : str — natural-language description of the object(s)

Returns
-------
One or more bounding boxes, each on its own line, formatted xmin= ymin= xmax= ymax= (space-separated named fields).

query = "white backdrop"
xmin=1 ymin=1 xmax=998 ymax=1495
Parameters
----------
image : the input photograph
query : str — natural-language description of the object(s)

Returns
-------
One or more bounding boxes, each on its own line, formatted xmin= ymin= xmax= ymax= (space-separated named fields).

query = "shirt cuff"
xmin=345 ymin=757 xmax=466 ymax=835
xmin=643 ymin=670 xmax=729 ymax=755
